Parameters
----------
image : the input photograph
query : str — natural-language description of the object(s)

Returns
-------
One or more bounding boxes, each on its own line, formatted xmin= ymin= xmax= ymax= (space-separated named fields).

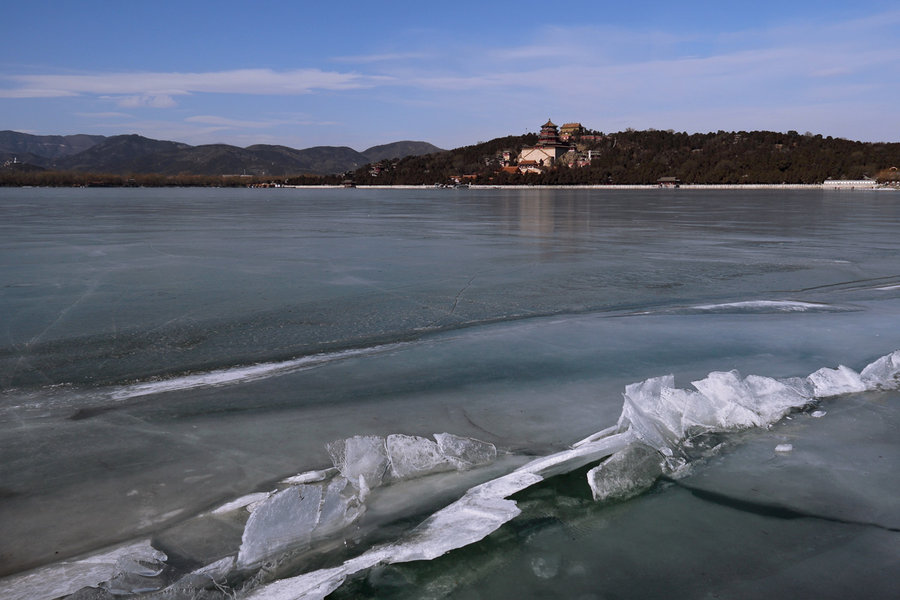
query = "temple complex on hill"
xmin=516 ymin=120 xmax=572 ymax=173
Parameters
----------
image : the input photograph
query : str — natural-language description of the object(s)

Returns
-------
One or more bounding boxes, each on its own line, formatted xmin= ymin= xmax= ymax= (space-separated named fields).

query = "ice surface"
xmin=326 ymin=436 xmax=389 ymax=490
xmin=434 ymin=432 xmax=498 ymax=468
xmin=386 ymin=434 xmax=454 ymax=479
xmin=588 ymin=443 xmax=663 ymax=502
xmin=807 ymin=365 xmax=867 ymax=397
xmin=237 ymin=485 xmax=324 ymax=567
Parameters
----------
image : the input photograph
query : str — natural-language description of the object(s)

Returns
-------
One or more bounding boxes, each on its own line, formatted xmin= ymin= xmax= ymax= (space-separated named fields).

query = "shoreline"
xmin=283 ymin=183 xmax=897 ymax=190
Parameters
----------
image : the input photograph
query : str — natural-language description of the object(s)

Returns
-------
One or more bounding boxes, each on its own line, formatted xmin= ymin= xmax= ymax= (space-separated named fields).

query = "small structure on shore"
xmin=823 ymin=177 xmax=878 ymax=190
xmin=658 ymin=177 xmax=681 ymax=188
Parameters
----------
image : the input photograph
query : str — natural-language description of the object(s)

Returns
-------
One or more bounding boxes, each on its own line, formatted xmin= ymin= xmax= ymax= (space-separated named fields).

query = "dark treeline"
xmin=4 ymin=129 xmax=899 ymax=187
xmin=0 ymin=169 xmax=342 ymax=187
xmin=350 ymin=129 xmax=900 ymax=186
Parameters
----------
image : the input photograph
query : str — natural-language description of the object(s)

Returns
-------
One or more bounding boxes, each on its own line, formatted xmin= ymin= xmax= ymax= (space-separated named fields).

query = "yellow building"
xmin=559 ymin=122 xmax=584 ymax=140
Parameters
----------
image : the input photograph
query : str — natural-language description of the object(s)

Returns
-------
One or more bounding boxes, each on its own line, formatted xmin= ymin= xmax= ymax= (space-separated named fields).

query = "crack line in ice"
xmin=661 ymin=476 xmax=900 ymax=532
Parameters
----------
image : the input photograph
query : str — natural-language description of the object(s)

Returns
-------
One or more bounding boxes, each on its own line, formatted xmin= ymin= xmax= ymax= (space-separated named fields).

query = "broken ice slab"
xmin=237 ymin=485 xmax=324 ymax=568
xmin=588 ymin=443 xmax=663 ymax=502
xmin=113 ymin=547 xmax=167 ymax=577
xmin=807 ymin=365 xmax=866 ymax=397
xmin=434 ymin=432 xmax=497 ymax=468
xmin=386 ymin=434 xmax=454 ymax=480
xmin=327 ymin=436 xmax=389 ymax=490
xmin=859 ymin=349 xmax=900 ymax=390
xmin=0 ymin=540 xmax=163 ymax=600
xmin=316 ymin=476 xmax=365 ymax=539
xmin=236 ymin=477 xmax=365 ymax=568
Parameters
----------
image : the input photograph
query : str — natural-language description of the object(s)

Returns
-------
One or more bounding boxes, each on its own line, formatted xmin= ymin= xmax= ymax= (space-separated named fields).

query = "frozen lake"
xmin=1 ymin=187 xmax=898 ymax=599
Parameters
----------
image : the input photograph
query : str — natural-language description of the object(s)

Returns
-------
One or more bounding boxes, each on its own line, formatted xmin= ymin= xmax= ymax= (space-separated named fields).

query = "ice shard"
xmin=326 ymin=436 xmax=389 ymax=490
xmin=434 ymin=432 xmax=497 ymax=469
xmin=316 ymin=476 xmax=365 ymax=538
xmin=860 ymin=349 xmax=900 ymax=390
xmin=587 ymin=443 xmax=663 ymax=502
xmin=237 ymin=485 xmax=324 ymax=568
xmin=807 ymin=365 xmax=867 ymax=397
xmin=386 ymin=434 xmax=454 ymax=480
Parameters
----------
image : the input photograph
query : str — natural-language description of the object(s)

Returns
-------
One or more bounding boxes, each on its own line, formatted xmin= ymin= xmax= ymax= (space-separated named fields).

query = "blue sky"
xmin=2 ymin=1 xmax=898 ymax=150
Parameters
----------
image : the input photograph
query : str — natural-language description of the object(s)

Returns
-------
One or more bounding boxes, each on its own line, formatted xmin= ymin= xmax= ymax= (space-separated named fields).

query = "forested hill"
xmin=350 ymin=130 xmax=900 ymax=186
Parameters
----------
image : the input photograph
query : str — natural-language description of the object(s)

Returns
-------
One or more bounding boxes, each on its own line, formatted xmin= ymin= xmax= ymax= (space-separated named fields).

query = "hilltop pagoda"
xmin=537 ymin=119 xmax=563 ymax=146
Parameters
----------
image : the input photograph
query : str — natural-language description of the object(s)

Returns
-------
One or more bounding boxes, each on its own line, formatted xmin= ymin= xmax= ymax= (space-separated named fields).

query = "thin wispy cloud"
xmin=0 ymin=68 xmax=384 ymax=100
xmin=331 ymin=52 xmax=432 ymax=64
xmin=74 ymin=111 xmax=133 ymax=118
xmin=114 ymin=94 xmax=178 ymax=108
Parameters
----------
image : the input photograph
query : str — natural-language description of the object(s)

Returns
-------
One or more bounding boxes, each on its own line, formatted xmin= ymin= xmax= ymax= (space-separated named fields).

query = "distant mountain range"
xmin=0 ymin=131 xmax=444 ymax=176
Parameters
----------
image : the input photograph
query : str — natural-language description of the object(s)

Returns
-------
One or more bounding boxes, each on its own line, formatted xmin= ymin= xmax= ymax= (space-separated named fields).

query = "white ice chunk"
xmin=326 ymin=436 xmax=389 ymax=490
xmin=690 ymin=370 xmax=768 ymax=428
xmin=391 ymin=493 xmax=523 ymax=563
xmin=281 ymin=468 xmax=339 ymax=485
xmin=0 ymin=540 xmax=164 ymax=600
xmin=211 ymin=491 xmax=272 ymax=515
xmin=587 ymin=443 xmax=663 ymax=502
xmin=386 ymin=434 xmax=454 ymax=480
xmin=860 ymin=350 xmax=900 ymax=390
xmin=811 ymin=410 xmax=827 ymax=418
xmin=617 ymin=375 xmax=681 ymax=455
xmin=775 ymin=443 xmax=793 ymax=452
xmin=237 ymin=485 xmax=324 ymax=567
xmin=742 ymin=374 xmax=811 ymax=422
xmin=434 ymin=432 xmax=498 ymax=469
xmin=516 ymin=431 xmax=635 ymax=479
xmin=807 ymin=365 xmax=866 ymax=397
